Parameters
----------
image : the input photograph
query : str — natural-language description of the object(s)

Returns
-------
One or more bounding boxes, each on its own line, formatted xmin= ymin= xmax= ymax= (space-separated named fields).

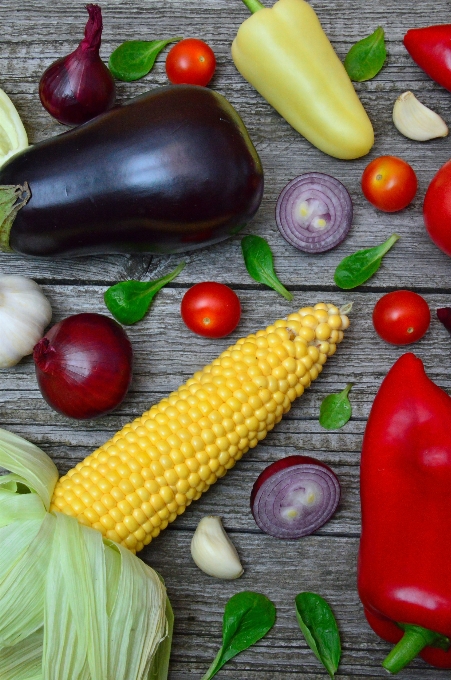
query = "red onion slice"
xmin=250 ymin=455 xmax=340 ymax=539
xmin=276 ymin=173 xmax=353 ymax=253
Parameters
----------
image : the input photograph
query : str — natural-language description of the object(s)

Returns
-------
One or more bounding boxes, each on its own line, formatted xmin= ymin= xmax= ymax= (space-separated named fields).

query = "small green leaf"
xmin=201 ymin=591 xmax=276 ymax=680
xmin=241 ymin=235 xmax=293 ymax=301
xmin=104 ymin=262 xmax=185 ymax=325
xmin=319 ymin=384 xmax=353 ymax=430
xmin=295 ymin=592 xmax=341 ymax=678
xmin=108 ymin=37 xmax=182 ymax=81
xmin=344 ymin=27 xmax=387 ymax=82
xmin=334 ymin=234 xmax=399 ymax=289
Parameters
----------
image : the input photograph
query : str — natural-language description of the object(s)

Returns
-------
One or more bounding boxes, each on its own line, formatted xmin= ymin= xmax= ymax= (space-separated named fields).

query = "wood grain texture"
xmin=1 ymin=0 xmax=451 ymax=677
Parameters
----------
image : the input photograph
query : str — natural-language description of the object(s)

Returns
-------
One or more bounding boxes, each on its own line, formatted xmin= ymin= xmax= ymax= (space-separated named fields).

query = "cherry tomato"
xmin=181 ymin=282 xmax=241 ymax=338
xmin=361 ymin=156 xmax=418 ymax=212
xmin=423 ymin=159 xmax=451 ymax=257
xmin=372 ymin=290 xmax=430 ymax=345
xmin=165 ymin=38 xmax=216 ymax=87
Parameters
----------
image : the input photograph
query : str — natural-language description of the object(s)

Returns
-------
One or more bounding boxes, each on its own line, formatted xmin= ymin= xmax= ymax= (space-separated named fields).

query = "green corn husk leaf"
xmin=0 ymin=627 xmax=43 ymax=680
xmin=0 ymin=512 xmax=54 ymax=647
xmin=0 ymin=428 xmax=172 ymax=680
xmin=148 ymin=597 xmax=174 ymax=680
xmin=0 ymin=428 xmax=58 ymax=509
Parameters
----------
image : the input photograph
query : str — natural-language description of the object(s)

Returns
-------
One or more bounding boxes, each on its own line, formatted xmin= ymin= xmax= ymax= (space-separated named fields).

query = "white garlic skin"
xmin=191 ymin=516 xmax=244 ymax=580
xmin=393 ymin=91 xmax=448 ymax=141
xmin=0 ymin=275 xmax=52 ymax=368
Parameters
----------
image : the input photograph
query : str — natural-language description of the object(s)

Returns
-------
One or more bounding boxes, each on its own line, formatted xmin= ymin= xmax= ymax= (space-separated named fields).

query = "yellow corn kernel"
xmin=50 ymin=304 xmax=350 ymax=553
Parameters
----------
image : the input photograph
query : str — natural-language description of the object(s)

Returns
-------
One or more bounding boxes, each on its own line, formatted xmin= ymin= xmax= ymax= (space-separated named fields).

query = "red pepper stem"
xmin=382 ymin=624 xmax=446 ymax=674
xmin=239 ymin=0 xmax=265 ymax=14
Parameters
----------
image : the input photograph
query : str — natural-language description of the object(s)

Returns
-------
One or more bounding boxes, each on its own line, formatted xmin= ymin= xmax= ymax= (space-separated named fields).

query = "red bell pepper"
xmin=404 ymin=24 xmax=451 ymax=92
xmin=358 ymin=353 xmax=451 ymax=673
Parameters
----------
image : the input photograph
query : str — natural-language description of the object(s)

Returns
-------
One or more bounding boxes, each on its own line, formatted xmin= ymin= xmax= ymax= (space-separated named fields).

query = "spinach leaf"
xmin=344 ymin=27 xmax=387 ymax=82
xmin=104 ymin=262 xmax=185 ymax=325
xmin=334 ymin=234 xmax=399 ymax=289
xmin=201 ymin=591 xmax=276 ymax=680
xmin=109 ymin=38 xmax=181 ymax=81
xmin=319 ymin=384 xmax=353 ymax=430
xmin=241 ymin=235 xmax=293 ymax=301
xmin=295 ymin=592 xmax=341 ymax=678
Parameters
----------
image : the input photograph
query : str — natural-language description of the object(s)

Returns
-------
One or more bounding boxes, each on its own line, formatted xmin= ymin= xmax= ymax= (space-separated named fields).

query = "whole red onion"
xmin=33 ymin=313 xmax=133 ymax=419
xmin=39 ymin=4 xmax=116 ymax=126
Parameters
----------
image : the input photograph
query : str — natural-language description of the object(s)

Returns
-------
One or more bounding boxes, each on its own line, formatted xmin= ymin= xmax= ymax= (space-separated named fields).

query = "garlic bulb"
xmin=393 ymin=91 xmax=448 ymax=141
xmin=191 ymin=516 xmax=244 ymax=580
xmin=0 ymin=275 xmax=52 ymax=368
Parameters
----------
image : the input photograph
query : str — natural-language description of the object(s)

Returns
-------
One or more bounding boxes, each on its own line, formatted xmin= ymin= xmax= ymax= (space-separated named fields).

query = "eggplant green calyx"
xmin=0 ymin=183 xmax=30 ymax=252
xmin=240 ymin=0 xmax=265 ymax=14
xmin=382 ymin=623 xmax=450 ymax=674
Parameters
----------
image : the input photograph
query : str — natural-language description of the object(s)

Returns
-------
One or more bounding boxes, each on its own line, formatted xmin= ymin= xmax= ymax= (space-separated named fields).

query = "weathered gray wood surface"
xmin=2 ymin=0 xmax=451 ymax=677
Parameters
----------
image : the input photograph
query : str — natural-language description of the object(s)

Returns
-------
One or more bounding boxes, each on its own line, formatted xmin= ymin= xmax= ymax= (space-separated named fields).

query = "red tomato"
xmin=361 ymin=156 xmax=418 ymax=212
xmin=181 ymin=282 xmax=241 ymax=338
xmin=165 ymin=38 xmax=216 ymax=87
xmin=423 ymin=159 xmax=451 ymax=256
xmin=372 ymin=291 xmax=430 ymax=345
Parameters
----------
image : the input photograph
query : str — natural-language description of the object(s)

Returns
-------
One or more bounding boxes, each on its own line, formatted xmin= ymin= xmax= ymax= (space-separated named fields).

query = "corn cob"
xmin=50 ymin=303 xmax=350 ymax=553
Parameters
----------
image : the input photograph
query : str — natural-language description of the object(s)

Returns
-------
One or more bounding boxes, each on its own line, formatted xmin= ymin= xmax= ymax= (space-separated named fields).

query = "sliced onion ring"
xmin=250 ymin=455 xmax=341 ymax=539
xmin=275 ymin=173 xmax=353 ymax=253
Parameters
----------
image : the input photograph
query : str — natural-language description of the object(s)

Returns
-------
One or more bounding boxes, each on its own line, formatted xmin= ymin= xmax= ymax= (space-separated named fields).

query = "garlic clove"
xmin=191 ymin=516 xmax=244 ymax=580
xmin=0 ymin=275 xmax=52 ymax=368
xmin=393 ymin=91 xmax=448 ymax=141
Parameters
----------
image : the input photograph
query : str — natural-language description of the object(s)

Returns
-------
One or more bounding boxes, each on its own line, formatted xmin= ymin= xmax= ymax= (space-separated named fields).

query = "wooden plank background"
xmin=1 ymin=0 xmax=451 ymax=677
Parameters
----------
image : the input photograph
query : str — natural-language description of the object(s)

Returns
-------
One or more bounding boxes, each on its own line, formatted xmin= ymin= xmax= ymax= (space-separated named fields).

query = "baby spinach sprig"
xmin=109 ymin=37 xmax=182 ymax=81
xmin=104 ymin=261 xmax=185 ymax=324
xmin=319 ymin=383 xmax=353 ymax=430
xmin=344 ymin=27 xmax=387 ymax=82
xmin=241 ymin=234 xmax=293 ymax=300
xmin=334 ymin=234 xmax=399 ymax=289
xmin=295 ymin=592 xmax=342 ymax=678
xmin=201 ymin=591 xmax=276 ymax=679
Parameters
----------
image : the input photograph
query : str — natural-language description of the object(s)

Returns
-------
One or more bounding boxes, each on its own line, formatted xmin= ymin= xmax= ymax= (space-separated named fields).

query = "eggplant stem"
xmin=0 ymin=183 xmax=30 ymax=252
xmin=382 ymin=624 xmax=450 ymax=674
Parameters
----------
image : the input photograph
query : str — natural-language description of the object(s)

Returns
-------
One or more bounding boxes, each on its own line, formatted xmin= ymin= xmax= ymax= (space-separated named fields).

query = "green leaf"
xmin=0 ymin=427 xmax=58 ymax=511
xmin=334 ymin=234 xmax=399 ymax=289
xmin=148 ymin=596 xmax=174 ymax=680
xmin=201 ymin=591 xmax=276 ymax=680
xmin=295 ymin=592 xmax=341 ymax=678
xmin=104 ymin=262 xmax=185 ymax=325
xmin=109 ymin=37 xmax=182 ymax=81
xmin=344 ymin=27 xmax=387 ymax=82
xmin=0 ymin=428 xmax=171 ymax=680
xmin=241 ymin=235 xmax=293 ymax=301
xmin=319 ymin=383 xmax=353 ymax=430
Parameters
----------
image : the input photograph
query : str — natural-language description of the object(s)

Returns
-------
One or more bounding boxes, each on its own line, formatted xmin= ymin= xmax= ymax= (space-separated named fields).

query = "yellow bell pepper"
xmin=231 ymin=0 xmax=374 ymax=159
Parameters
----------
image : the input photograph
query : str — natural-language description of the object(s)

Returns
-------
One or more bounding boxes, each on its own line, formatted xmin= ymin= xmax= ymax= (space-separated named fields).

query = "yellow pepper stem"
xmin=240 ymin=0 xmax=265 ymax=13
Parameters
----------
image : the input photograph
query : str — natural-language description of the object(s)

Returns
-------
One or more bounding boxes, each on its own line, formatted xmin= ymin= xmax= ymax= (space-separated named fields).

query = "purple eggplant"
xmin=0 ymin=85 xmax=263 ymax=257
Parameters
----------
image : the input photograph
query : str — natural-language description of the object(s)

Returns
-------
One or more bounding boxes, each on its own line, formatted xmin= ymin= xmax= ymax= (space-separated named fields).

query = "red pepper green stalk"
xmin=382 ymin=624 xmax=449 ymax=674
xmin=358 ymin=353 xmax=451 ymax=672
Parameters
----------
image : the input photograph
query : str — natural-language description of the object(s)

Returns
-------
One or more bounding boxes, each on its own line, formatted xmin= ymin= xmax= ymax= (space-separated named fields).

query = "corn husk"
xmin=0 ymin=428 xmax=172 ymax=680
